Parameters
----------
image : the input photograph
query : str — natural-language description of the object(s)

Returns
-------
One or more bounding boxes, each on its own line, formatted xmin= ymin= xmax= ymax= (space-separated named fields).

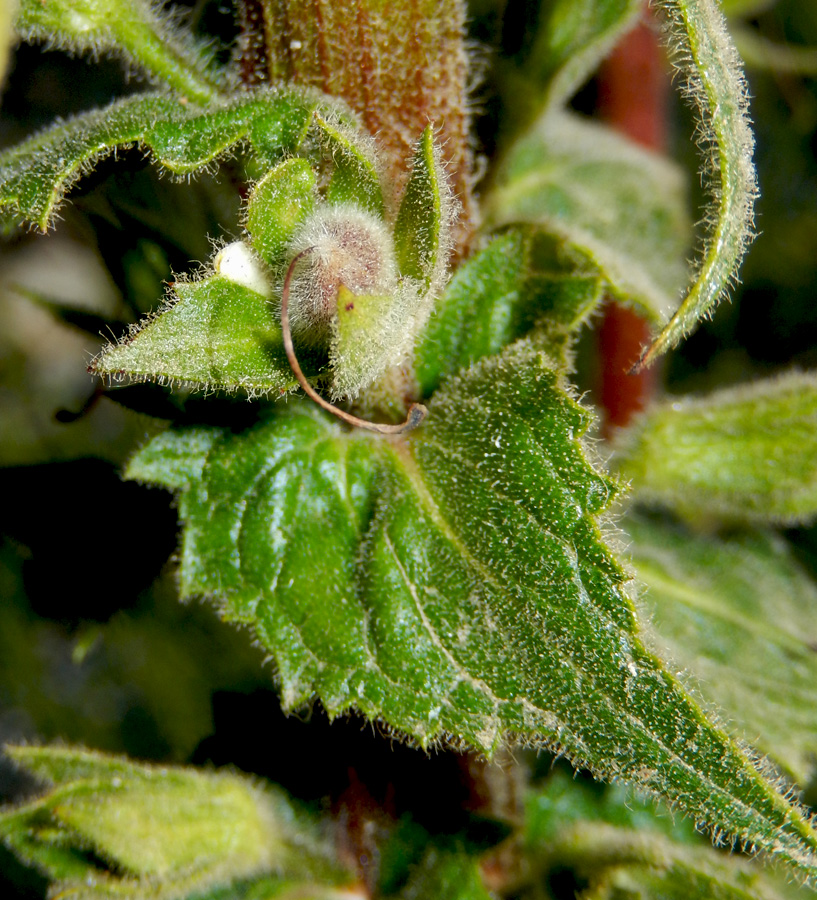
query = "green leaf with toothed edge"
xmin=484 ymin=110 xmax=691 ymax=325
xmin=127 ymin=338 xmax=817 ymax=884
xmin=626 ymin=512 xmax=817 ymax=787
xmin=90 ymin=274 xmax=316 ymax=397
xmin=524 ymin=770 xmax=800 ymax=900
xmin=413 ymin=227 xmax=605 ymax=396
xmin=0 ymin=88 xmax=352 ymax=234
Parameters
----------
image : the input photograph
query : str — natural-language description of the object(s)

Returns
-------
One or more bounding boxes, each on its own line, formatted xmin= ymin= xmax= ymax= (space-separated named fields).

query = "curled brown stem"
xmin=280 ymin=249 xmax=428 ymax=435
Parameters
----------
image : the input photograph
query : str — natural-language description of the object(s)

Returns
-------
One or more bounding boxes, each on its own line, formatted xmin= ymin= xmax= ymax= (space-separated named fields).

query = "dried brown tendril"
xmin=280 ymin=248 xmax=427 ymax=435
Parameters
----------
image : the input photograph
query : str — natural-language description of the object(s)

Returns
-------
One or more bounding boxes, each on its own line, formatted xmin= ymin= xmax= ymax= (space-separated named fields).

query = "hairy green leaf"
xmin=14 ymin=0 xmax=226 ymax=105
xmin=90 ymin=273 xmax=302 ymax=397
xmin=316 ymin=112 xmax=385 ymax=217
xmin=484 ymin=110 xmax=691 ymax=323
xmin=127 ymin=339 xmax=817 ymax=881
xmin=413 ymin=228 xmax=604 ymax=395
xmin=246 ymin=158 xmax=317 ymax=268
xmin=0 ymin=745 xmax=347 ymax=900
xmin=614 ymin=371 xmax=817 ymax=524
xmin=627 ymin=513 xmax=817 ymax=786
xmin=393 ymin=125 xmax=453 ymax=295
xmin=525 ymin=771 xmax=796 ymax=900
xmin=641 ymin=0 xmax=758 ymax=366
xmin=0 ymin=88 xmax=338 ymax=233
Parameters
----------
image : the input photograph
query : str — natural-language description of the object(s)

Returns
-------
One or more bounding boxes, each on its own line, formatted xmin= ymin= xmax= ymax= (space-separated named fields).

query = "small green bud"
xmin=246 ymin=157 xmax=317 ymax=268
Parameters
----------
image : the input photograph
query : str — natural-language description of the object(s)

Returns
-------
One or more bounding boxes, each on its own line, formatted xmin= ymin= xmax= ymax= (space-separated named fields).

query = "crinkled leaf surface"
xmin=91 ymin=275 xmax=302 ymax=397
xmin=15 ymin=0 xmax=225 ymax=105
xmin=127 ymin=339 xmax=817 ymax=881
xmin=0 ymin=88 xmax=340 ymax=232
xmin=484 ymin=110 xmax=690 ymax=324
xmin=614 ymin=371 xmax=817 ymax=524
xmin=627 ymin=513 xmax=817 ymax=786
xmin=524 ymin=770 xmax=797 ymax=900
xmin=414 ymin=228 xmax=604 ymax=396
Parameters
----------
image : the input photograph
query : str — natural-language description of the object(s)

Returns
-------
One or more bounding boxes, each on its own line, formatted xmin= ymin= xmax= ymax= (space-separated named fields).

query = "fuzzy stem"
xmin=254 ymin=0 xmax=475 ymax=257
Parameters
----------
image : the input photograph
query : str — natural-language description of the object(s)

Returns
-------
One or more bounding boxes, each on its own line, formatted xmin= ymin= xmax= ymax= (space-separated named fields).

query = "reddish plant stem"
xmin=235 ymin=0 xmax=270 ymax=87
xmin=596 ymin=7 xmax=668 ymax=436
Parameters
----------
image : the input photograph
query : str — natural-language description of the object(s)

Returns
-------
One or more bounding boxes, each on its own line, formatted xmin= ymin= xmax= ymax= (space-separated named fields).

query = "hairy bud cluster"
xmin=284 ymin=203 xmax=398 ymax=343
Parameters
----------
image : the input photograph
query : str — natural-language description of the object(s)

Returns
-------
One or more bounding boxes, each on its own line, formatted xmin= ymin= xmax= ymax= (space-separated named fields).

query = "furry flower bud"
xmin=284 ymin=203 xmax=398 ymax=343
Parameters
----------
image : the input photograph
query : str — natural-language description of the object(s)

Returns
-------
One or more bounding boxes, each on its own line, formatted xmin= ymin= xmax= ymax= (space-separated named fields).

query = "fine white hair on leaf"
xmin=639 ymin=0 xmax=758 ymax=369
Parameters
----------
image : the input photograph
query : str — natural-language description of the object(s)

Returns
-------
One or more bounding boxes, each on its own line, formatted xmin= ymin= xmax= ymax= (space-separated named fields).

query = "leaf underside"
xmin=484 ymin=110 xmax=691 ymax=324
xmin=127 ymin=338 xmax=817 ymax=882
xmin=640 ymin=0 xmax=758 ymax=366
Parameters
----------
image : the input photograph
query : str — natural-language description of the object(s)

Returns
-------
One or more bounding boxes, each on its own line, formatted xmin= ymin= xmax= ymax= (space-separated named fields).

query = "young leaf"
xmin=14 ymin=0 xmax=226 ymax=105
xmin=127 ymin=339 xmax=817 ymax=882
xmin=614 ymin=371 xmax=817 ymax=524
xmin=0 ymin=89 xmax=332 ymax=233
xmin=0 ymin=745 xmax=348 ymax=900
xmin=484 ymin=110 xmax=691 ymax=324
xmin=627 ymin=513 xmax=817 ymax=786
xmin=640 ymin=0 xmax=758 ymax=367
xmin=393 ymin=125 xmax=455 ymax=308
xmin=91 ymin=273 xmax=301 ymax=397
xmin=331 ymin=287 xmax=414 ymax=402
xmin=525 ymin=771 xmax=797 ymax=900
xmin=315 ymin=113 xmax=385 ymax=217
xmin=246 ymin=158 xmax=318 ymax=268
xmin=413 ymin=228 xmax=604 ymax=396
